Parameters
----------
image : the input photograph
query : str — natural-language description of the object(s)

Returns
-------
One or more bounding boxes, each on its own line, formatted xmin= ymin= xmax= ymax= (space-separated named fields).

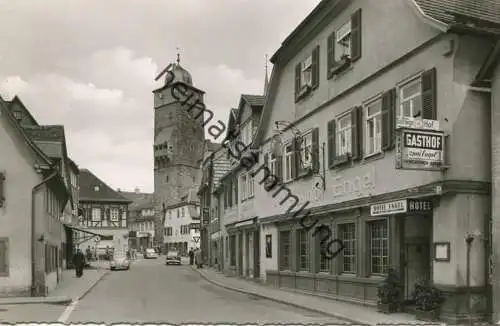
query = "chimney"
xmin=117 ymin=188 xmax=121 ymax=192
xmin=134 ymin=187 xmax=140 ymax=194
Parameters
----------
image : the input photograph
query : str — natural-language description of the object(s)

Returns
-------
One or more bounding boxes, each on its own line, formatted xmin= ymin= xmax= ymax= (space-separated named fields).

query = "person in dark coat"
xmin=73 ymin=248 xmax=85 ymax=278
xmin=188 ymin=248 xmax=194 ymax=265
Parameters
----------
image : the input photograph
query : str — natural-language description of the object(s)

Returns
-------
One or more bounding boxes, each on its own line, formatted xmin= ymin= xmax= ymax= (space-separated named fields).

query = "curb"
xmin=77 ymin=269 xmax=109 ymax=301
xmin=191 ymin=267 xmax=370 ymax=325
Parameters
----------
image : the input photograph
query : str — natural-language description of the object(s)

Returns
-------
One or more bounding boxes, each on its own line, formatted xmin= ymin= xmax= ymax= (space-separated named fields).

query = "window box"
xmin=329 ymin=56 xmax=351 ymax=77
xmin=296 ymin=85 xmax=312 ymax=101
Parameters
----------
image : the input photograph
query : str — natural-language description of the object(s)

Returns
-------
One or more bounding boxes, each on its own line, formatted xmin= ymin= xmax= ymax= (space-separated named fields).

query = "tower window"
xmin=166 ymin=175 xmax=169 ymax=182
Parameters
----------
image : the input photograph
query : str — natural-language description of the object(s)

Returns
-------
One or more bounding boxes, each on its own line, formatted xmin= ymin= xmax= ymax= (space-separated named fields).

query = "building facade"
xmin=219 ymin=95 xmax=264 ymax=278
xmin=0 ymin=96 xmax=70 ymax=297
xmin=152 ymin=58 xmax=205 ymax=248
xmin=163 ymin=189 xmax=201 ymax=256
xmin=121 ymin=189 xmax=155 ymax=251
xmin=77 ymin=169 xmax=131 ymax=255
xmin=239 ymin=0 xmax=500 ymax=322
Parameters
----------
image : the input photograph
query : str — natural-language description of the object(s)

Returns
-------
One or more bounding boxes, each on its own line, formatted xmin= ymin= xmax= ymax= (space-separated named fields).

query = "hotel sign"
xmin=371 ymin=199 xmax=433 ymax=216
xmin=396 ymin=129 xmax=444 ymax=170
xmin=396 ymin=116 xmax=440 ymax=131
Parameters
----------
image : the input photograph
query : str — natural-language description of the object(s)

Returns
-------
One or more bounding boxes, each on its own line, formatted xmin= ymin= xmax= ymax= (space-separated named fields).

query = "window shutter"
xmin=264 ymin=153 xmax=269 ymax=167
xmin=327 ymin=32 xmax=336 ymax=79
xmin=228 ymin=179 xmax=233 ymax=207
xmin=234 ymin=175 xmax=238 ymax=203
xmin=291 ymin=139 xmax=298 ymax=179
xmin=350 ymin=9 xmax=362 ymax=62
xmin=295 ymin=63 xmax=301 ymax=101
xmin=382 ymin=88 xmax=396 ymax=150
xmin=327 ymin=120 xmax=336 ymax=166
xmin=0 ymin=172 xmax=5 ymax=207
xmin=311 ymin=46 xmax=320 ymax=89
xmin=351 ymin=106 xmax=362 ymax=160
xmin=223 ymin=183 xmax=227 ymax=208
xmin=276 ymin=155 xmax=283 ymax=181
xmin=421 ymin=68 xmax=437 ymax=120
xmin=311 ymin=128 xmax=320 ymax=173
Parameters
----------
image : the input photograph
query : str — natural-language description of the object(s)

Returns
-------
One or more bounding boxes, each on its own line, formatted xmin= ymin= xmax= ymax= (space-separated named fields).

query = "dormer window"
xmin=13 ymin=111 xmax=22 ymax=121
xmin=94 ymin=185 xmax=100 ymax=192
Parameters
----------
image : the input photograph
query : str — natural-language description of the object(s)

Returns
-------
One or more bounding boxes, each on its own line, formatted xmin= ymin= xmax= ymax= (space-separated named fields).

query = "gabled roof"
xmin=0 ymin=95 xmax=52 ymax=166
xmin=241 ymin=94 xmax=265 ymax=107
xmin=6 ymin=95 xmax=39 ymax=126
xmin=78 ymin=168 xmax=132 ymax=203
xmin=414 ymin=0 xmax=500 ymax=26
xmin=127 ymin=193 xmax=154 ymax=211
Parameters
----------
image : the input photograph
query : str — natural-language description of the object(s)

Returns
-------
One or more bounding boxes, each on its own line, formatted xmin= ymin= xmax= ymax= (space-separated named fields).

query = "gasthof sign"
xmin=396 ymin=129 xmax=444 ymax=170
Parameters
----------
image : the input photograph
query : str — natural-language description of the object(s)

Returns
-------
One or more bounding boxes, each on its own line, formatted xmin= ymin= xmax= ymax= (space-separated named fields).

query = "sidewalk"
xmin=192 ymin=266 xmax=418 ymax=325
xmin=0 ymin=261 xmax=109 ymax=305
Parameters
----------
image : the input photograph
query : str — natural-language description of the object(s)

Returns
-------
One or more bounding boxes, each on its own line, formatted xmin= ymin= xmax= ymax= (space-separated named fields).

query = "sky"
xmin=0 ymin=0 xmax=320 ymax=193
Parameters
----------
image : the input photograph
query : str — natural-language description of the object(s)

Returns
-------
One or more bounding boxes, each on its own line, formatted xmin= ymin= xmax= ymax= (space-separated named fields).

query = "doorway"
xmin=402 ymin=214 xmax=432 ymax=301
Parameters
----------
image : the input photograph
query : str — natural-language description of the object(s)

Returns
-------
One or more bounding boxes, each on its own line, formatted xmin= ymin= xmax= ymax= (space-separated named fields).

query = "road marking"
xmin=57 ymin=299 xmax=79 ymax=323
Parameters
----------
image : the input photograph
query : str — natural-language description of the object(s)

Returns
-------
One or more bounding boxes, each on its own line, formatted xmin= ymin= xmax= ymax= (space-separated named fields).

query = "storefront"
xmin=225 ymin=217 xmax=260 ymax=279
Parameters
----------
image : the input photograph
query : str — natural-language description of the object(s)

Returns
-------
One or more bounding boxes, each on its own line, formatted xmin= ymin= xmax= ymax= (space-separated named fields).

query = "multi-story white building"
xmin=163 ymin=188 xmax=201 ymax=256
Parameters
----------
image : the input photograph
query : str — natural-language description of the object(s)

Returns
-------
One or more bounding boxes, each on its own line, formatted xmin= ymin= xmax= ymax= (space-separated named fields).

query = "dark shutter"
xmin=106 ymin=208 xmax=110 ymax=220
xmin=291 ymin=139 xmax=298 ymax=179
xmin=294 ymin=63 xmax=301 ymax=101
xmin=421 ymin=68 xmax=437 ymax=120
xmin=382 ymin=88 xmax=396 ymax=150
xmin=327 ymin=32 xmax=336 ymax=79
xmin=327 ymin=120 xmax=336 ymax=166
xmin=228 ymin=179 xmax=233 ymax=207
xmin=234 ymin=174 xmax=238 ymax=204
xmin=351 ymin=106 xmax=362 ymax=160
xmin=275 ymin=155 xmax=283 ymax=181
xmin=311 ymin=128 xmax=320 ymax=173
xmin=350 ymin=9 xmax=362 ymax=61
xmin=0 ymin=172 xmax=5 ymax=207
xmin=224 ymin=181 xmax=228 ymax=208
xmin=311 ymin=46 xmax=320 ymax=89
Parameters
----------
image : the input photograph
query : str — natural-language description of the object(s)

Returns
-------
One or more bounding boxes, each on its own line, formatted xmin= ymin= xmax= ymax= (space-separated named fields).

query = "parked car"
xmin=144 ymin=248 xmax=158 ymax=259
xmin=110 ymin=252 xmax=130 ymax=271
xmin=165 ymin=251 xmax=181 ymax=265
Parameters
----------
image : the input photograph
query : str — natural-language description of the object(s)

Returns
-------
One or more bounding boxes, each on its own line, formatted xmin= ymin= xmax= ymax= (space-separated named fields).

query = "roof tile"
xmin=415 ymin=0 xmax=500 ymax=26
xmin=242 ymin=94 xmax=265 ymax=107
xmin=79 ymin=169 xmax=131 ymax=203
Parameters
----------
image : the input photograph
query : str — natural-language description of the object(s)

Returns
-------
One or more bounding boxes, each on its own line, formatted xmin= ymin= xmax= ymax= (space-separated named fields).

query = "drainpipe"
xmin=465 ymin=234 xmax=474 ymax=326
xmin=31 ymin=168 xmax=58 ymax=296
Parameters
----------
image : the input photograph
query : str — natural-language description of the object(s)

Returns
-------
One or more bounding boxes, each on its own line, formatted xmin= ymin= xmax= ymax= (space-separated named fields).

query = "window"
xmin=283 ymin=144 xmax=293 ymax=182
xmin=181 ymin=207 xmax=185 ymax=217
xmin=399 ymin=78 xmax=422 ymax=118
xmin=300 ymin=132 xmax=313 ymax=169
xmin=165 ymin=227 xmax=173 ymax=236
xmin=247 ymin=171 xmax=254 ymax=198
xmin=241 ymin=120 xmax=253 ymax=146
xmin=365 ymin=99 xmax=382 ymax=156
xmin=279 ymin=230 xmax=291 ymax=271
xmin=297 ymin=229 xmax=310 ymax=271
xmin=110 ymin=208 xmax=119 ymax=221
xmin=336 ymin=114 xmax=352 ymax=157
xmin=91 ymin=208 xmax=101 ymax=221
xmin=269 ymin=153 xmax=276 ymax=176
xmin=335 ymin=20 xmax=352 ymax=61
xmin=177 ymin=209 xmax=180 ymax=218
xmin=0 ymin=238 xmax=8 ymax=276
xmin=168 ymin=211 xmax=172 ymax=219
xmin=340 ymin=223 xmax=356 ymax=273
xmin=240 ymin=173 xmax=247 ymax=201
xmin=13 ymin=111 xmax=22 ymax=121
xmin=369 ymin=220 xmax=389 ymax=274
xmin=317 ymin=227 xmax=332 ymax=273
xmin=301 ymin=55 xmax=312 ymax=88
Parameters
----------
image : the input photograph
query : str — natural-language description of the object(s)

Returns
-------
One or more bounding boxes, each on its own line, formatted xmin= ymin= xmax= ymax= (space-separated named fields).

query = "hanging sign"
xmin=396 ymin=129 xmax=444 ymax=170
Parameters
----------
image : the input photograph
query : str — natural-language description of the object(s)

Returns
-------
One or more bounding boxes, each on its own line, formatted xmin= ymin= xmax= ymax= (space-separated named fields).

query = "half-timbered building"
xmin=78 ymin=169 xmax=131 ymax=254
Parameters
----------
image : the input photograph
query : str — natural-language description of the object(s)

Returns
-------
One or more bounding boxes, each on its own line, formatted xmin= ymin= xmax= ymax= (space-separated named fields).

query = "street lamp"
xmin=270 ymin=120 xmax=326 ymax=190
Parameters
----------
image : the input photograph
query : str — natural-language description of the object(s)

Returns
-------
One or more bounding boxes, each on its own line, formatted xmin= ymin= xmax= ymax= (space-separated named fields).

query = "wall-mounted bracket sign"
xmin=370 ymin=199 xmax=433 ymax=216
xmin=395 ymin=128 xmax=445 ymax=171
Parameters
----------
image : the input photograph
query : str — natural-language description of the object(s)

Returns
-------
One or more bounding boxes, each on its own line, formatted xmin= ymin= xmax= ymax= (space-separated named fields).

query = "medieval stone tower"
xmin=152 ymin=55 xmax=205 ymax=246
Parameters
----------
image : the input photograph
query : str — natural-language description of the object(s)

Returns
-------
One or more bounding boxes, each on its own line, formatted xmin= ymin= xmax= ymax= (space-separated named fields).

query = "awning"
xmin=64 ymin=224 xmax=102 ymax=245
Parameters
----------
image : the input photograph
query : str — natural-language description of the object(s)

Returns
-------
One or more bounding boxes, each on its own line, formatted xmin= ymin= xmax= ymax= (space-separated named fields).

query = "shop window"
xmin=316 ymin=227 xmax=332 ymax=273
xmin=229 ymin=235 xmax=236 ymax=266
xmin=279 ymin=230 xmax=291 ymax=271
xmin=297 ymin=228 xmax=310 ymax=271
xmin=369 ymin=219 xmax=389 ymax=275
xmin=340 ymin=223 xmax=357 ymax=273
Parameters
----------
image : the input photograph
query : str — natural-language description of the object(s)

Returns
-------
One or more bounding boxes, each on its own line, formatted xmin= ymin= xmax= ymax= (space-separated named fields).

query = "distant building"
xmin=163 ymin=188 xmax=201 ymax=256
xmin=0 ymin=96 xmax=70 ymax=297
xmin=77 ymin=169 xmax=131 ymax=255
xmin=121 ymin=188 xmax=154 ymax=250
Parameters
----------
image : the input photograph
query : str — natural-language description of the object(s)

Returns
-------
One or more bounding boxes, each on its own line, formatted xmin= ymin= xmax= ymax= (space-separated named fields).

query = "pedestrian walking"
xmin=194 ymin=248 xmax=202 ymax=268
xmin=73 ymin=248 xmax=85 ymax=278
xmin=188 ymin=248 xmax=194 ymax=265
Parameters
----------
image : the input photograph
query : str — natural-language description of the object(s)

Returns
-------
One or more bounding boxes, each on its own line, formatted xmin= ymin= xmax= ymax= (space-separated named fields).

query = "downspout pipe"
xmin=31 ymin=169 xmax=58 ymax=296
